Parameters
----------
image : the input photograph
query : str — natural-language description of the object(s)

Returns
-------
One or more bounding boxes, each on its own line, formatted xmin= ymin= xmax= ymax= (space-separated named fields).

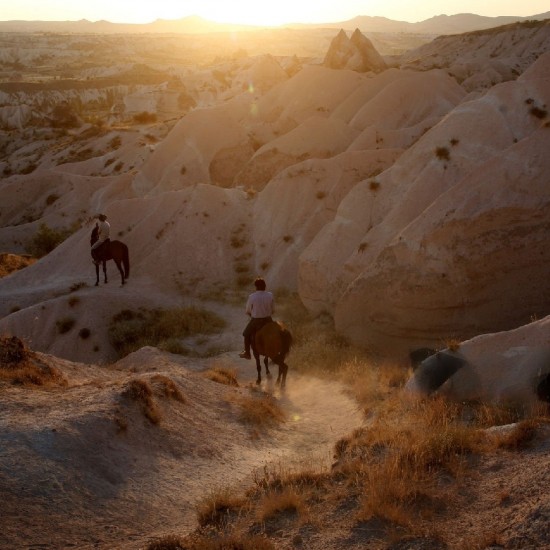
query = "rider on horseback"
xmin=239 ymin=277 xmax=274 ymax=360
xmin=91 ymin=213 xmax=110 ymax=264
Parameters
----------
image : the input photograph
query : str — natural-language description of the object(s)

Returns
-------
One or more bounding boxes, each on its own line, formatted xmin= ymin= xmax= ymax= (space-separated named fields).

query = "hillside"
xmin=0 ymin=18 xmax=549 ymax=550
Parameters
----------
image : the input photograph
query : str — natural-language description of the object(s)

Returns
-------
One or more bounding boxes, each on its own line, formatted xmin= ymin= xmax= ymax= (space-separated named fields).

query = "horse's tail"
xmin=279 ymin=325 xmax=293 ymax=359
xmin=123 ymin=244 xmax=130 ymax=278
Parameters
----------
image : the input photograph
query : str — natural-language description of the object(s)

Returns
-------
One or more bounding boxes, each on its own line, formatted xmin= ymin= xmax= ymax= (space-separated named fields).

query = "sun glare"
xmin=197 ymin=1 xmax=311 ymax=26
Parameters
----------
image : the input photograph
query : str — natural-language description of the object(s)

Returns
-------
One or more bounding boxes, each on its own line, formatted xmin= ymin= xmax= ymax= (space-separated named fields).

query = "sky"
xmin=1 ymin=0 xmax=548 ymax=26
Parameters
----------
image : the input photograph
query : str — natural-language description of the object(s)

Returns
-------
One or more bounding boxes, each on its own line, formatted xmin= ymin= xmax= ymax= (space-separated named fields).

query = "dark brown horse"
xmin=252 ymin=321 xmax=293 ymax=387
xmin=90 ymin=225 xmax=130 ymax=286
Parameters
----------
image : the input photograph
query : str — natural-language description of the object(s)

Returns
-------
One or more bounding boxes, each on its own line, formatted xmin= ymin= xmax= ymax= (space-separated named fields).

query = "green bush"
xmin=25 ymin=223 xmax=74 ymax=258
xmin=56 ymin=317 xmax=75 ymax=334
xmin=108 ymin=307 xmax=226 ymax=358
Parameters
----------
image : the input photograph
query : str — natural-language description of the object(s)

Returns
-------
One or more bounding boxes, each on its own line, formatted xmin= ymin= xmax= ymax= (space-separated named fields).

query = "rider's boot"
xmin=239 ymin=336 xmax=251 ymax=359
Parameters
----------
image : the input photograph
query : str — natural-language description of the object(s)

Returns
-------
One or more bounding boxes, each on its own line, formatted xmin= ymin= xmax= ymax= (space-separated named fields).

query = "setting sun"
xmin=1 ymin=0 xmax=549 ymax=25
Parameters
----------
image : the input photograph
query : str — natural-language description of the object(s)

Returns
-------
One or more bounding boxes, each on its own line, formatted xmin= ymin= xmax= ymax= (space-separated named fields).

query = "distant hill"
xmin=0 ymin=12 xmax=549 ymax=35
xmin=0 ymin=15 xmax=259 ymax=34
xmin=288 ymin=12 xmax=550 ymax=34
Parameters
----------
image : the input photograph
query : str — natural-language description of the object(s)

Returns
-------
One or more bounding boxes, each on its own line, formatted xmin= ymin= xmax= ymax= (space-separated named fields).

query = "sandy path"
xmin=0 ymin=341 xmax=364 ymax=550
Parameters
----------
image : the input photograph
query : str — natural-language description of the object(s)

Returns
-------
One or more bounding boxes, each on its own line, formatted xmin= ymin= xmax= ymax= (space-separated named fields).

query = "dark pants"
xmin=243 ymin=317 xmax=272 ymax=352
xmin=91 ymin=239 xmax=109 ymax=263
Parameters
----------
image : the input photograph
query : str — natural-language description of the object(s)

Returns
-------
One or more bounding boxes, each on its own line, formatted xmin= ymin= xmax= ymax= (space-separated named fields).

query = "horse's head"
xmin=90 ymin=224 xmax=99 ymax=246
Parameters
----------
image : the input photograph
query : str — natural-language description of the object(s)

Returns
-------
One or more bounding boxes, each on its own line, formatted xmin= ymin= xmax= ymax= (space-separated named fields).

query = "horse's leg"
xmin=114 ymin=259 xmax=125 ymax=285
xmin=274 ymin=359 xmax=288 ymax=387
xmin=103 ymin=261 xmax=107 ymax=284
xmin=253 ymin=351 xmax=261 ymax=385
xmin=95 ymin=262 xmax=99 ymax=286
xmin=280 ymin=362 xmax=289 ymax=388
xmin=264 ymin=356 xmax=270 ymax=377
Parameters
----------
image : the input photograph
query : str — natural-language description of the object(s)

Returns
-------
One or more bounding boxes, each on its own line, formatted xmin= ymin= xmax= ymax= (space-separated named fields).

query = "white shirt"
xmin=97 ymin=220 xmax=110 ymax=242
xmin=245 ymin=290 xmax=274 ymax=318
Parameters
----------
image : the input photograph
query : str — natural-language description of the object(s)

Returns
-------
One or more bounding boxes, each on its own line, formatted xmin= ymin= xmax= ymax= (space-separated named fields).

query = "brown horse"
xmin=90 ymin=225 xmax=130 ymax=286
xmin=252 ymin=321 xmax=293 ymax=387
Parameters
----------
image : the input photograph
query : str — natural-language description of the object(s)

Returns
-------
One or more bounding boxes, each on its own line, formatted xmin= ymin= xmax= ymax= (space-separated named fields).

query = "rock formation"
xmin=324 ymin=28 xmax=387 ymax=73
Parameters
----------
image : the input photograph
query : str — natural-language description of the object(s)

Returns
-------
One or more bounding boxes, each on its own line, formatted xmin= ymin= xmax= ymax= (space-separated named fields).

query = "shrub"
xmin=530 ymin=106 xmax=548 ymax=119
xmin=257 ymin=487 xmax=306 ymax=522
xmin=123 ymin=378 xmax=162 ymax=424
xmin=108 ymin=307 xmax=226 ymax=358
xmin=133 ymin=111 xmax=157 ymax=124
xmin=78 ymin=327 xmax=91 ymax=339
xmin=435 ymin=146 xmax=450 ymax=161
xmin=145 ymin=535 xmax=186 ymax=550
xmin=230 ymin=235 xmax=246 ymax=248
xmin=150 ymin=374 xmax=185 ymax=402
xmin=0 ymin=253 xmax=35 ymax=278
xmin=56 ymin=316 xmax=75 ymax=334
xmin=0 ymin=336 xmax=66 ymax=387
xmin=25 ymin=223 xmax=75 ymax=258
xmin=69 ymin=281 xmax=87 ymax=292
xmin=51 ymin=103 xmax=79 ymax=128
xmin=159 ymin=338 xmax=189 ymax=356
xmin=109 ymin=135 xmax=122 ymax=149
xmin=45 ymin=193 xmax=59 ymax=206
xmin=197 ymin=488 xmax=247 ymax=527
xmin=369 ymin=180 xmax=380 ymax=191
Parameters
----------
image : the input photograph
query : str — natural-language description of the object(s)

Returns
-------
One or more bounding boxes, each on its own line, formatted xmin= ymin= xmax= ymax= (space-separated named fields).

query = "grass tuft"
xmin=197 ymin=488 xmax=247 ymax=527
xmin=151 ymin=374 xmax=185 ymax=402
xmin=0 ymin=336 xmax=67 ymax=387
xmin=204 ymin=367 xmax=239 ymax=386
xmin=123 ymin=378 xmax=162 ymax=424
xmin=233 ymin=393 xmax=286 ymax=428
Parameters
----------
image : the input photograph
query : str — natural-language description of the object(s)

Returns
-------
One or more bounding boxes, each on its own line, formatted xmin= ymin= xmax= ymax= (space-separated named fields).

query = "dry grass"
xmin=204 ymin=361 xmax=239 ymax=387
xmin=163 ymin=301 xmax=548 ymax=546
xmin=122 ymin=378 xmax=162 ymax=424
xmin=232 ymin=392 xmax=286 ymax=428
xmin=145 ymin=534 xmax=187 ymax=549
xmin=257 ymin=487 xmax=307 ymax=523
xmin=196 ymin=488 xmax=247 ymax=527
xmin=0 ymin=253 xmax=35 ymax=278
xmin=204 ymin=366 xmax=239 ymax=386
xmin=331 ymin=396 xmax=487 ymax=529
xmin=490 ymin=419 xmax=540 ymax=450
xmin=0 ymin=336 xmax=67 ymax=388
xmin=151 ymin=532 xmax=275 ymax=550
xmin=151 ymin=374 xmax=186 ymax=403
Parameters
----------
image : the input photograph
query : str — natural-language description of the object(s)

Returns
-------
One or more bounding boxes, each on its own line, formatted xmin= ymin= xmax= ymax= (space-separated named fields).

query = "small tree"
xmin=25 ymin=223 xmax=73 ymax=258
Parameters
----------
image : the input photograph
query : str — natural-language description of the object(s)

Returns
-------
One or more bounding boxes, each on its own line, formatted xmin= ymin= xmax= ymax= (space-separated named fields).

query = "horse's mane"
xmin=90 ymin=224 xmax=99 ymax=243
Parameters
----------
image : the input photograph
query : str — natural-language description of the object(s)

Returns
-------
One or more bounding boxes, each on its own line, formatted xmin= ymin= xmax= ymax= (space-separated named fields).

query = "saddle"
xmin=91 ymin=238 xmax=110 ymax=262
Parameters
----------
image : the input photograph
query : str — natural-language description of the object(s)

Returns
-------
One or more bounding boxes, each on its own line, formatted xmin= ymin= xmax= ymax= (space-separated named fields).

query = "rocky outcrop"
xmin=324 ymin=28 xmax=387 ymax=73
xmin=399 ymin=19 xmax=550 ymax=92
xmin=405 ymin=315 xmax=550 ymax=405
xmin=300 ymin=52 xmax=550 ymax=356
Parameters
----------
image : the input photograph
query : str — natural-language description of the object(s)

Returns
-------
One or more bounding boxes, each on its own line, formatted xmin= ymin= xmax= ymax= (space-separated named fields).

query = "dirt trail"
xmin=0 ymin=335 xmax=364 ymax=550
